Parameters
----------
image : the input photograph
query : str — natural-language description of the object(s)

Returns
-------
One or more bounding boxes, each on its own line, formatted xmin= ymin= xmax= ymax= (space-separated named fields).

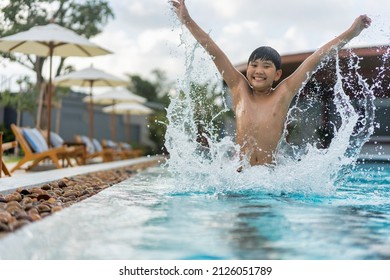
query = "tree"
xmin=0 ymin=0 xmax=114 ymax=82
xmin=185 ymin=81 xmax=232 ymax=146
xmin=0 ymin=76 xmax=37 ymax=122
xmin=0 ymin=0 xmax=114 ymax=126
xmin=126 ymin=69 xmax=174 ymax=154
xmin=0 ymin=76 xmax=38 ymax=143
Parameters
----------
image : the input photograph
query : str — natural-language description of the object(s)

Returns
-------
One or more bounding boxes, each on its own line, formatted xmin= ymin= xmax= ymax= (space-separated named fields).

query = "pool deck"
xmin=0 ymin=155 xmax=164 ymax=194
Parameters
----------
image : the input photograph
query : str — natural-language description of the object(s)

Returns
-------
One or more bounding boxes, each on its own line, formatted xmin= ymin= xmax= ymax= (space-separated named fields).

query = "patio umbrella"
xmin=83 ymin=88 xmax=147 ymax=140
xmin=54 ymin=66 xmax=128 ymax=140
xmin=102 ymin=103 xmax=153 ymax=143
xmin=0 ymin=23 xmax=111 ymax=146
xmin=83 ymin=87 xmax=146 ymax=104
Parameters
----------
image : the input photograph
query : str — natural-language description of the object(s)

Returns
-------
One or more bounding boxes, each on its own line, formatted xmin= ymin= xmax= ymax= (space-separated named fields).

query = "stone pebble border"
xmin=0 ymin=159 xmax=159 ymax=239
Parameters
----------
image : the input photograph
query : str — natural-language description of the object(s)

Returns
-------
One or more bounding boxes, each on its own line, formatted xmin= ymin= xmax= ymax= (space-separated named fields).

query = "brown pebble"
xmin=47 ymin=197 xmax=57 ymax=204
xmin=0 ymin=210 xmax=14 ymax=223
xmin=9 ymin=219 xmax=30 ymax=230
xmin=37 ymin=204 xmax=51 ymax=213
xmin=58 ymin=180 xmax=68 ymax=188
xmin=40 ymin=212 xmax=51 ymax=218
xmin=5 ymin=201 xmax=22 ymax=211
xmin=19 ymin=189 xmax=32 ymax=196
xmin=0 ymin=222 xmax=10 ymax=231
xmin=63 ymin=190 xmax=79 ymax=198
xmin=6 ymin=205 xmax=24 ymax=216
xmin=31 ymin=188 xmax=45 ymax=195
xmin=5 ymin=193 xmax=22 ymax=202
xmin=27 ymin=208 xmax=39 ymax=215
xmin=15 ymin=212 xmax=33 ymax=222
xmin=29 ymin=213 xmax=41 ymax=221
xmin=51 ymin=205 xmax=63 ymax=213
xmin=37 ymin=194 xmax=51 ymax=201
xmin=41 ymin=184 xmax=52 ymax=191
xmin=23 ymin=203 xmax=34 ymax=211
xmin=20 ymin=197 xmax=34 ymax=205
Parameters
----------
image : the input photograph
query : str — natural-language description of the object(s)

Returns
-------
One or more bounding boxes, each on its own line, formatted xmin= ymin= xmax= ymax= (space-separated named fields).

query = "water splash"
xmin=164 ymin=20 xmax=386 ymax=196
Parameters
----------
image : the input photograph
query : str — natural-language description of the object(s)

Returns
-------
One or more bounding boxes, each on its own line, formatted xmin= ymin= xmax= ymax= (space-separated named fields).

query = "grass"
xmin=2 ymin=154 xmax=21 ymax=164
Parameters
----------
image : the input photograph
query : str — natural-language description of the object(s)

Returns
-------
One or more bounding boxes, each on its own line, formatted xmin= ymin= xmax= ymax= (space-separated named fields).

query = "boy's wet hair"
xmin=247 ymin=46 xmax=281 ymax=70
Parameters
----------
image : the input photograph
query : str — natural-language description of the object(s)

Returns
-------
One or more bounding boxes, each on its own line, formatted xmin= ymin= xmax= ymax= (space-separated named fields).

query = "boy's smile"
xmin=246 ymin=59 xmax=281 ymax=92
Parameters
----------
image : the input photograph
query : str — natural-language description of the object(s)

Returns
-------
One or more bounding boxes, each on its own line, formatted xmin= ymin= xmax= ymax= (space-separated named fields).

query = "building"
xmin=1 ymin=89 xmax=156 ymax=150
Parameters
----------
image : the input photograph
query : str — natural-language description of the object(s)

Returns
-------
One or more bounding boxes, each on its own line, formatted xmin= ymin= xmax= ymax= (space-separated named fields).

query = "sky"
xmin=1 ymin=0 xmax=389 ymax=93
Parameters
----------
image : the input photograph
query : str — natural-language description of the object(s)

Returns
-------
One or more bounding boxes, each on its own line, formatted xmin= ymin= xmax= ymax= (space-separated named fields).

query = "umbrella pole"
xmin=88 ymin=81 xmax=94 ymax=141
xmin=111 ymin=101 xmax=116 ymax=141
xmin=46 ymin=47 xmax=54 ymax=147
xmin=126 ymin=113 xmax=131 ymax=143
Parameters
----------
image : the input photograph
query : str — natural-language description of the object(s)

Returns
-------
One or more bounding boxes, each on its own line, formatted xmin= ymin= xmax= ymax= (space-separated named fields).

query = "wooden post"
xmin=0 ymin=131 xmax=3 ymax=178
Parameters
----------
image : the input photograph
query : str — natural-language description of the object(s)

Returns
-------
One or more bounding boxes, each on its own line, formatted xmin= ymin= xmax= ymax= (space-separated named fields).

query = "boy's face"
xmin=246 ymin=59 xmax=282 ymax=90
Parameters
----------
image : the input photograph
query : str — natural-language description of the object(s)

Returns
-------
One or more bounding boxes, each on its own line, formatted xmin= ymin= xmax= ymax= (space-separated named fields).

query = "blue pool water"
xmin=0 ymin=162 xmax=389 ymax=260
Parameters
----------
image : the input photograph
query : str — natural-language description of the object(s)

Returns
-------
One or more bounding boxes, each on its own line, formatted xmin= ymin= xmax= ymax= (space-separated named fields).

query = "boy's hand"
xmin=349 ymin=15 xmax=371 ymax=38
xmin=170 ymin=0 xmax=190 ymax=24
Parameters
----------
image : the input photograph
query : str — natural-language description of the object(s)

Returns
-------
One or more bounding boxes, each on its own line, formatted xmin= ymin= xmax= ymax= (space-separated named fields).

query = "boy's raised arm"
xmin=170 ymin=0 xmax=244 ymax=90
xmin=281 ymin=15 xmax=372 ymax=98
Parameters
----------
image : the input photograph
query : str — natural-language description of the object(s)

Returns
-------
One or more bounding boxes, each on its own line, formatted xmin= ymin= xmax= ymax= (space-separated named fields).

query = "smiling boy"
xmin=171 ymin=0 xmax=371 ymax=166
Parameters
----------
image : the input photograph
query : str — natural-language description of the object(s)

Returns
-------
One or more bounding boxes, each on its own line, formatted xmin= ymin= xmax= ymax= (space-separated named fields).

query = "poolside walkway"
xmin=0 ymin=155 xmax=164 ymax=194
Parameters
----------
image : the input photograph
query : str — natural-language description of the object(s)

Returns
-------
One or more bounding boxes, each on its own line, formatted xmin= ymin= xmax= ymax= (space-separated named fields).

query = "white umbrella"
xmin=83 ymin=88 xmax=147 ymax=104
xmin=83 ymin=88 xmax=147 ymax=140
xmin=102 ymin=103 xmax=153 ymax=143
xmin=54 ymin=66 xmax=128 ymax=140
xmin=54 ymin=66 xmax=127 ymax=87
xmin=0 ymin=23 xmax=111 ymax=145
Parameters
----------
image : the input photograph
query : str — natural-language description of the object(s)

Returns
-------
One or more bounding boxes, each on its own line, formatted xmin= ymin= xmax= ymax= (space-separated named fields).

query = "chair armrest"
xmin=2 ymin=141 xmax=17 ymax=151
xmin=63 ymin=141 xmax=86 ymax=147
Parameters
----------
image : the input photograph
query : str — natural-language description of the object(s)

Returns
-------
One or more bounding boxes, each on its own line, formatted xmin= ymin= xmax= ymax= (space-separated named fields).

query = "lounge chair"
xmin=102 ymin=139 xmax=143 ymax=159
xmin=74 ymin=135 xmax=113 ymax=163
xmin=101 ymin=139 xmax=127 ymax=160
xmin=118 ymin=142 xmax=143 ymax=158
xmin=1 ymin=138 xmax=17 ymax=177
xmin=40 ymin=129 xmax=87 ymax=165
xmin=10 ymin=124 xmax=73 ymax=172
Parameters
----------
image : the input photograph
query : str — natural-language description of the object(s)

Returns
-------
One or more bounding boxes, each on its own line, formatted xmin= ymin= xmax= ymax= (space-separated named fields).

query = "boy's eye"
xmin=263 ymin=62 xmax=272 ymax=68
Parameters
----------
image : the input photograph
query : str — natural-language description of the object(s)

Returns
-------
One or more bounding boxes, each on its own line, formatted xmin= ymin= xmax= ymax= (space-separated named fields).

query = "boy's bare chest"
xmin=235 ymin=98 xmax=278 ymax=125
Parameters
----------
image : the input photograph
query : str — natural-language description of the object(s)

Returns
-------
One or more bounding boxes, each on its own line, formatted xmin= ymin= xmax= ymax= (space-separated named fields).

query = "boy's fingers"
xmin=361 ymin=15 xmax=371 ymax=27
xmin=170 ymin=0 xmax=179 ymax=7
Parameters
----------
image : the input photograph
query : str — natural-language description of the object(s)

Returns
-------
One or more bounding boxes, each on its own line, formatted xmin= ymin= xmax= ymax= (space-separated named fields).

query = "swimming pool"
xmin=0 ymin=162 xmax=389 ymax=260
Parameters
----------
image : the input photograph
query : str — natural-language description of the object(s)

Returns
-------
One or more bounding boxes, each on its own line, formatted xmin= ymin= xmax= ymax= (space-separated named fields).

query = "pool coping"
xmin=0 ymin=155 xmax=164 ymax=194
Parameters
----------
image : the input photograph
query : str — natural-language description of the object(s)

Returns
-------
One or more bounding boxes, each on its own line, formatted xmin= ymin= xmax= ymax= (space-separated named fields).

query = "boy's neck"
xmin=252 ymin=87 xmax=273 ymax=97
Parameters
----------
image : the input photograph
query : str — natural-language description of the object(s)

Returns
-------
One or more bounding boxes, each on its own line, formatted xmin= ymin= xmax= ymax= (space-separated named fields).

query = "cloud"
xmin=2 ymin=0 xmax=389 ymax=92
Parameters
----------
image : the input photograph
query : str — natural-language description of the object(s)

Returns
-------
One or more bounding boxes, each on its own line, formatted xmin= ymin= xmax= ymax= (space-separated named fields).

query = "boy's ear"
xmin=274 ymin=69 xmax=282 ymax=81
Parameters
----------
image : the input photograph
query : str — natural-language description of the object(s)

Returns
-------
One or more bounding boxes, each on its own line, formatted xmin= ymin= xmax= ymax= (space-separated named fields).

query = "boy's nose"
xmin=255 ymin=67 xmax=264 ymax=74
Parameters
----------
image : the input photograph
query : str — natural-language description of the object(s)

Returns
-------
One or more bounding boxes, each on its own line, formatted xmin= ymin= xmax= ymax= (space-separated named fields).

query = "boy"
xmin=170 ymin=0 xmax=371 ymax=166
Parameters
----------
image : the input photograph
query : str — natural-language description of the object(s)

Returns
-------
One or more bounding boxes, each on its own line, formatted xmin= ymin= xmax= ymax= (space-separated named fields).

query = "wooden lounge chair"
xmin=102 ymin=139 xmax=143 ymax=159
xmin=1 ymin=136 xmax=17 ymax=177
xmin=10 ymin=124 xmax=73 ymax=172
xmin=118 ymin=142 xmax=143 ymax=158
xmin=101 ymin=139 xmax=127 ymax=160
xmin=74 ymin=135 xmax=113 ymax=163
xmin=40 ymin=129 xmax=87 ymax=165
